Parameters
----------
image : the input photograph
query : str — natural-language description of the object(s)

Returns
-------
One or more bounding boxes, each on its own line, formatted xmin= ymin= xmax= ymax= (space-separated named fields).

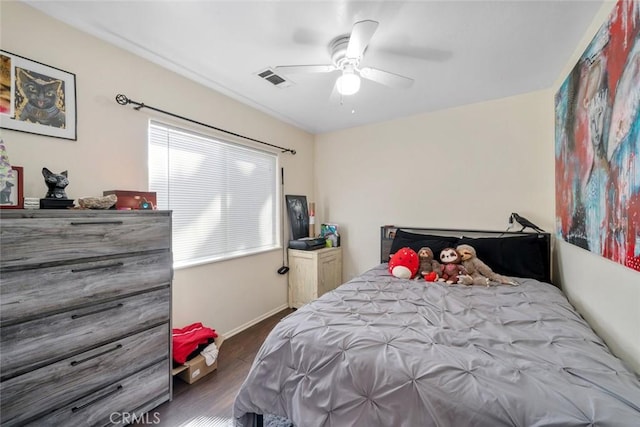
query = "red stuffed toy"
xmin=388 ymin=247 xmax=419 ymax=279
xmin=423 ymin=271 xmax=439 ymax=282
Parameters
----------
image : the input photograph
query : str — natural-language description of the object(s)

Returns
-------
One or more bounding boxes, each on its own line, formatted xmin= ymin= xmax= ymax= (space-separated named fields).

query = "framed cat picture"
xmin=0 ymin=166 xmax=23 ymax=209
xmin=0 ymin=50 xmax=77 ymax=140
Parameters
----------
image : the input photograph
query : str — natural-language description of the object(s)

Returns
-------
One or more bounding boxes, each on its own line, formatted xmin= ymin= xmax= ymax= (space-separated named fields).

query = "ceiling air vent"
xmin=256 ymin=68 xmax=292 ymax=88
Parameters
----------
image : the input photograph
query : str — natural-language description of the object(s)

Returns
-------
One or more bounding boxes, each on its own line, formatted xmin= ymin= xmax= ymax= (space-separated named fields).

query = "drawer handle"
xmin=71 ymin=303 xmax=123 ymax=319
xmin=70 ymin=344 xmax=123 ymax=367
xmin=70 ymin=220 xmax=124 ymax=225
xmin=71 ymin=385 xmax=123 ymax=413
xmin=71 ymin=262 xmax=124 ymax=273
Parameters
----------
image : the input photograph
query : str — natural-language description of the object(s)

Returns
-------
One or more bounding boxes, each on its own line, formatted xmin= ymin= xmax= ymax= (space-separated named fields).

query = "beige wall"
xmin=1 ymin=1 xmax=315 ymax=336
xmin=315 ymin=89 xmax=554 ymax=280
xmin=315 ymin=1 xmax=639 ymax=373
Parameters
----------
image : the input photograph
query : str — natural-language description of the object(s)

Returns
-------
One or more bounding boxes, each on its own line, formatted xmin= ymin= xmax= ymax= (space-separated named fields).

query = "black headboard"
xmin=381 ymin=226 xmax=552 ymax=285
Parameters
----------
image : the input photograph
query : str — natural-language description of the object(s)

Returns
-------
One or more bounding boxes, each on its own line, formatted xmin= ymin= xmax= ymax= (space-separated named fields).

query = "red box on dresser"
xmin=103 ymin=190 xmax=157 ymax=210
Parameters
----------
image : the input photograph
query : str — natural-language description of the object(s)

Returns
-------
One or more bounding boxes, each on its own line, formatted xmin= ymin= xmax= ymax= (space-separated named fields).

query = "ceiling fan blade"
xmin=274 ymin=64 xmax=336 ymax=74
xmin=360 ymin=67 xmax=414 ymax=89
xmin=346 ymin=20 xmax=379 ymax=59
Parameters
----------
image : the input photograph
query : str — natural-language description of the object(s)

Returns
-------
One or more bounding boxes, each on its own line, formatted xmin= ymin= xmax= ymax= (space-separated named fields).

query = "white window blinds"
xmin=149 ymin=121 xmax=278 ymax=268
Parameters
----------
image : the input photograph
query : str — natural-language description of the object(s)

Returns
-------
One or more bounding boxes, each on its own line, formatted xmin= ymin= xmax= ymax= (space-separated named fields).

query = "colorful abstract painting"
xmin=555 ymin=0 xmax=640 ymax=272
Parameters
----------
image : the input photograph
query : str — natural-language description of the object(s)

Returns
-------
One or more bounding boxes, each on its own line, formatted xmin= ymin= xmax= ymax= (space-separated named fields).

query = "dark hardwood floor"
xmin=140 ymin=308 xmax=294 ymax=426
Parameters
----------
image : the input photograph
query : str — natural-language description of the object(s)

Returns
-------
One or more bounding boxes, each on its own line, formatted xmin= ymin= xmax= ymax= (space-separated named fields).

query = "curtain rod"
xmin=115 ymin=94 xmax=296 ymax=155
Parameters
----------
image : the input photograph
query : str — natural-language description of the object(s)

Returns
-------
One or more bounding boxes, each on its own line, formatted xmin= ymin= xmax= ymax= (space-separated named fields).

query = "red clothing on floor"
xmin=172 ymin=322 xmax=218 ymax=364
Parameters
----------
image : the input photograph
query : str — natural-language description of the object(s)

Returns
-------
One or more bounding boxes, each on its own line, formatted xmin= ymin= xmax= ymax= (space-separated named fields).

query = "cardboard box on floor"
xmin=172 ymin=335 xmax=224 ymax=384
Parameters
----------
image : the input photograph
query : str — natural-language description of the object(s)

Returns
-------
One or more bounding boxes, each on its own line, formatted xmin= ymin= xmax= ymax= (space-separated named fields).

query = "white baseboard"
xmin=222 ymin=303 xmax=289 ymax=339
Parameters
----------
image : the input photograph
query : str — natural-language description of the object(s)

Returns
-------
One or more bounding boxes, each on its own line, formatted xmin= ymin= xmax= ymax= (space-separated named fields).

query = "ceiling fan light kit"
xmin=336 ymin=70 xmax=361 ymax=95
xmin=274 ymin=19 xmax=413 ymax=98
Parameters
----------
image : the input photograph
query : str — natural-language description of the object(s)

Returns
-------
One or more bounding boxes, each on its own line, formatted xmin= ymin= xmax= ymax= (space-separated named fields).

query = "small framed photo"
xmin=0 ymin=50 xmax=77 ymax=140
xmin=0 ymin=166 xmax=24 ymax=209
xmin=285 ymin=195 xmax=310 ymax=240
xmin=385 ymin=226 xmax=397 ymax=239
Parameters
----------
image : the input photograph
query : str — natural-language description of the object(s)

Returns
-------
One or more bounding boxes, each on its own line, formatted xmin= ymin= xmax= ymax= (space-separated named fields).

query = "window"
xmin=149 ymin=121 xmax=278 ymax=268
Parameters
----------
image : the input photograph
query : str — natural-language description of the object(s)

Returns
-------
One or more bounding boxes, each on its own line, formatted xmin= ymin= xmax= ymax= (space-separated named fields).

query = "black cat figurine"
xmin=18 ymin=69 xmax=66 ymax=128
xmin=0 ymin=180 xmax=14 ymax=204
xmin=42 ymin=167 xmax=69 ymax=199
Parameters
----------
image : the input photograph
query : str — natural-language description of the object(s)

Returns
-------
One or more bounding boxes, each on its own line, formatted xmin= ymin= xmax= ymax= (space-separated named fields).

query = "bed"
xmin=233 ymin=227 xmax=640 ymax=426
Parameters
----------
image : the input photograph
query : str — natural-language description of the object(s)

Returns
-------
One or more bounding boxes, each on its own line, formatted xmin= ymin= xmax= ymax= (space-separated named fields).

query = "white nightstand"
xmin=288 ymin=247 xmax=342 ymax=308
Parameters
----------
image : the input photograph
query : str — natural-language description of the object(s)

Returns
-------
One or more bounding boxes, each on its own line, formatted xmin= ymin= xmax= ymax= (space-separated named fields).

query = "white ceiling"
xmin=24 ymin=0 xmax=604 ymax=134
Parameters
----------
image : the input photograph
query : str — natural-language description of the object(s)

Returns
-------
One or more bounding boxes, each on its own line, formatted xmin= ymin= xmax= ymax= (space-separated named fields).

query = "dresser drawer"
xmin=0 ymin=287 xmax=170 ymax=378
xmin=1 ymin=324 xmax=168 ymax=426
xmin=25 ymin=360 xmax=170 ymax=427
xmin=318 ymin=250 xmax=340 ymax=264
xmin=1 ymin=251 xmax=172 ymax=325
xmin=0 ymin=213 xmax=170 ymax=269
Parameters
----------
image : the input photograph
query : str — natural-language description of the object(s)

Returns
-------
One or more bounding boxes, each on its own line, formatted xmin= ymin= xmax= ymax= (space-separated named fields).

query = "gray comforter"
xmin=234 ymin=264 xmax=640 ymax=426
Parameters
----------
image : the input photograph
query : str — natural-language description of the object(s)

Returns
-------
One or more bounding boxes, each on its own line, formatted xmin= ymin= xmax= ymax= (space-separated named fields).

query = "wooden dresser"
xmin=288 ymin=247 xmax=342 ymax=308
xmin=0 ymin=210 xmax=172 ymax=426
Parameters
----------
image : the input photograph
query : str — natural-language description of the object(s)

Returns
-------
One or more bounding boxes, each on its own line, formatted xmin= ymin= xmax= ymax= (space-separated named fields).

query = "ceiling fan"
xmin=274 ymin=20 xmax=414 ymax=96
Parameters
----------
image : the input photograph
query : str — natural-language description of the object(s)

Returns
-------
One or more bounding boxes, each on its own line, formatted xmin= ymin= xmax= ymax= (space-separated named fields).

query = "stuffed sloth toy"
xmin=417 ymin=247 xmax=442 ymax=281
xmin=438 ymin=247 xmax=471 ymax=284
xmin=456 ymin=244 xmax=518 ymax=286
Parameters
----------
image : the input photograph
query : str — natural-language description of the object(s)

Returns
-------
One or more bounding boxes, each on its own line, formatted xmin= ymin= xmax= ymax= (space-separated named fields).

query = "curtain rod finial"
xmin=115 ymin=94 xmax=129 ymax=105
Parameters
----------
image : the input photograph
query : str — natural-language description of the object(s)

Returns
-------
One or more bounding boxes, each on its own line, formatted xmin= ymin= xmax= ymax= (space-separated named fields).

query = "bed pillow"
xmin=390 ymin=229 xmax=459 ymax=259
xmin=458 ymin=235 xmax=548 ymax=282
